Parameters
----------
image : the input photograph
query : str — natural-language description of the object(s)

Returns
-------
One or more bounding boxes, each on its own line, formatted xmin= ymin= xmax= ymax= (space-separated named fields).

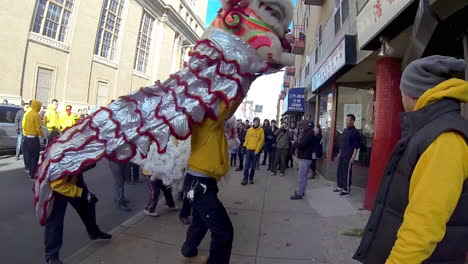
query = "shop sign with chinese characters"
xmin=357 ymin=0 xmax=414 ymax=49
xmin=312 ymin=40 xmax=346 ymax=92
xmin=284 ymin=88 xmax=306 ymax=113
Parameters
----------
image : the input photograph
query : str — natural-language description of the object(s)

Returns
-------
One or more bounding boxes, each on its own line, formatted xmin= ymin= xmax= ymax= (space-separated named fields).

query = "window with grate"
xmin=94 ymin=0 xmax=125 ymax=61
xmin=134 ymin=12 xmax=154 ymax=73
xmin=31 ymin=0 xmax=74 ymax=42
xmin=35 ymin=67 xmax=54 ymax=104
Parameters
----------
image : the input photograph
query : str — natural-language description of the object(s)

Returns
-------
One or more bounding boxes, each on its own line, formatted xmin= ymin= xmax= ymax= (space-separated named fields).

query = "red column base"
xmin=364 ymin=58 xmax=404 ymax=210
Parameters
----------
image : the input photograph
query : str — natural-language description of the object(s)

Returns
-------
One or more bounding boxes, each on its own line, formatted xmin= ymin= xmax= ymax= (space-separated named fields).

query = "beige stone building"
xmin=0 ymin=0 xmax=208 ymax=111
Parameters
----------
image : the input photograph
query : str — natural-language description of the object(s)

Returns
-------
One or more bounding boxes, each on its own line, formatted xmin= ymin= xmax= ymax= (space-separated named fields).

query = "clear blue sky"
xmin=205 ymin=0 xmax=297 ymax=26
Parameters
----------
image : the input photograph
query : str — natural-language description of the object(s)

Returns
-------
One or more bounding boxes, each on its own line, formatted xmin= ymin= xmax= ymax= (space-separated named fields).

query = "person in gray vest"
xmin=354 ymin=55 xmax=468 ymax=264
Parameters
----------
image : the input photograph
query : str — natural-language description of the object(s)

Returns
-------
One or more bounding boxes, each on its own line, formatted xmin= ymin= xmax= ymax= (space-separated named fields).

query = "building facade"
xmin=0 ymin=0 xmax=208 ymax=111
xmin=284 ymin=0 xmax=467 ymax=209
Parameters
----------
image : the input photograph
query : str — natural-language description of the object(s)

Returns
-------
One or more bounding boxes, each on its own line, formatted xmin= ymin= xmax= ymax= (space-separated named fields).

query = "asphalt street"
xmin=0 ymin=153 xmax=149 ymax=264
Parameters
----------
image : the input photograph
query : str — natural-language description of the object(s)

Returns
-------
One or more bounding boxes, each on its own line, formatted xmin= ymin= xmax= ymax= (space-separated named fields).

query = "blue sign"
xmin=283 ymin=88 xmax=305 ymax=114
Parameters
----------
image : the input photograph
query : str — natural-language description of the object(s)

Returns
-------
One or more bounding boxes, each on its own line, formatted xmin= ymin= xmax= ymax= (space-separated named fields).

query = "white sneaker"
xmin=144 ymin=210 xmax=159 ymax=217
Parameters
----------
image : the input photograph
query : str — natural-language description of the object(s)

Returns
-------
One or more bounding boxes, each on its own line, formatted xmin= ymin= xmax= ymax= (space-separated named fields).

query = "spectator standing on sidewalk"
xmin=261 ymin=119 xmax=273 ymax=166
xmin=22 ymin=99 xmax=44 ymax=179
xmin=241 ymin=117 xmax=264 ymax=185
xmin=271 ymin=121 xmax=290 ymax=176
xmin=59 ymin=105 xmax=77 ymax=131
xmin=354 ymin=56 xmax=468 ymax=264
xmin=43 ymin=99 xmax=60 ymax=142
xmin=267 ymin=120 xmax=279 ymax=171
xmin=142 ymin=170 xmax=176 ymax=217
xmin=244 ymin=119 xmax=251 ymax=129
xmin=236 ymin=120 xmax=247 ymax=171
xmin=334 ymin=114 xmax=361 ymax=196
xmin=290 ymin=120 xmax=316 ymax=200
xmin=286 ymin=122 xmax=296 ymax=168
xmin=44 ymin=164 xmax=111 ymax=264
xmin=309 ymin=124 xmax=322 ymax=179
xmin=14 ymin=103 xmax=28 ymax=161
xmin=108 ymin=160 xmax=131 ymax=212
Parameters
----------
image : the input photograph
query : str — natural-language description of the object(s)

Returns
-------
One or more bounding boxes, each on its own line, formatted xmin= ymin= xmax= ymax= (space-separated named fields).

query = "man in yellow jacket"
xmin=22 ymin=99 xmax=45 ymax=179
xmin=59 ymin=104 xmax=77 ymax=131
xmin=44 ymin=163 xmax=112 ymax=264
xmin=242 ymin=117 xmax=265 ymax=185
xmin=354 ymin=56 xmax=468 ymax=264
xmin=44 ymin=99 xmax=60 ymax=142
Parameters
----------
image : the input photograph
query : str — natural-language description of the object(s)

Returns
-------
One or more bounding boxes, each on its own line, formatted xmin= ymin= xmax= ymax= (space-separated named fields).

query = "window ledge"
xmin=132 ymin=70 xmax=149 ymax=80
xmin=93 ymin=55 xmax=119 ymax=69
xmin=28 ymin=32 xmax=70 ymax=53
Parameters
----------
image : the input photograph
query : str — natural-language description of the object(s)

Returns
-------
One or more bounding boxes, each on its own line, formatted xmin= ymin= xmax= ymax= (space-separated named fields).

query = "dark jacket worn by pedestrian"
xmin=14 ymin=108 xmax=24 ymax=134
xmin=274 ymin=128 xmax=290 ymax=150
xmin=340 ymin=126 xmax=360 ymax=158
xmin=294 ymin=128 xmax=315 ymax=160
xmin=354 ymin=80 xmax=468 ymax=264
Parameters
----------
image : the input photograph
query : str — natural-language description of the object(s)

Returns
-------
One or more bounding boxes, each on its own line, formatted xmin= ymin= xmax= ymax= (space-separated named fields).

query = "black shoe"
xmin=235 ymin=167 xmax=243 ymax=171
xmin=333 ymin=188 xmax=343 ymax=192
xmin=261 ymin=162 xmax=266 ymax=165
xmin=117 ymin=203 xmax=132 ymax=212
xmin=134 ymin=179 xmax=143 ymax=184
xmin=179 ymin=216 xmax=191 ymax=225
xmin=290 ymin=194 xmax=303 ymax=200
xmin=89 ymin=231 xmax=112 ymax=240
xmin=241 ymin=179 xmax=248 ymax=185
xmin=47 ymin=257 xmax=64 ymax=264
xmin=249 ymin=179 xmax=254 ymax=184
xmin=339 ymin=191 xmax=350 ymax=197
xmin=15 ymin=156 xmax=20 ymax=161
xmin=121 ymin=199 xmax=130 ymax=205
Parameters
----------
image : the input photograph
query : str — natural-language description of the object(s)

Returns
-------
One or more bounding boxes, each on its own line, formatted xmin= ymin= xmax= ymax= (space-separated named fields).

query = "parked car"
xmin=0 ymin=104 xmax=47 ymax=151
xmin=0 ymin=104 xmax=21 ymax=150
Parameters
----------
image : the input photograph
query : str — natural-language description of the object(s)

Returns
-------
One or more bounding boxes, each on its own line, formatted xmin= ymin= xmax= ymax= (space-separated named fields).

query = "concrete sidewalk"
xmin=66 ymin=166 xmax=370 ymax=264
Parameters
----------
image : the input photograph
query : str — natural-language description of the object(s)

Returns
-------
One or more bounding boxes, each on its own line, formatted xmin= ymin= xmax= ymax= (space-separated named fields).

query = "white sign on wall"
xmin=357 ymin=0 xmax=414 ymax=49
xmin=312 ymin=39 xmax=346 ymax=92
xmin=344 ymin=104 xmax=362 ymax=129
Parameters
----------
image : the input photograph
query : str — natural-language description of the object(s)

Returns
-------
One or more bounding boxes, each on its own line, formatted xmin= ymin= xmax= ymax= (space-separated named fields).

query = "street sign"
xmin=254 ymin=105 xmax=263 ymax=113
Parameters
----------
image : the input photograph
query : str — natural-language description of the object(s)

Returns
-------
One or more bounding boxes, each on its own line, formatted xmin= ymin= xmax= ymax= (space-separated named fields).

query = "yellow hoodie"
xmin=244 ymin=126 xmax=265 ymax=154
xmin=59 ymin=111 xmax=77 ymax=131
xmin=188 ymin=102 xmax=231 ymax=181
xmin=386 ymin=79 xmax=468 ymax=264
xmin=44 ymin=105 xmax=60 ymax=132
xmin=22 ymin=100 xmax=45 ymax=137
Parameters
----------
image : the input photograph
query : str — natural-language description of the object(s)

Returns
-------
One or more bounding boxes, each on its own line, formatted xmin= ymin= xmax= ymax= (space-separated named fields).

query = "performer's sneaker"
xmin=47 ymin=257 xmax=64 ymax=264
xmin=179 ymin=255 xmax=208 ymax=264
xmin=333 ymin=188 xmax=343 ymax=193
xmin=144 ymin=209 xmax=160 ymax=217
xmin=89 ymin=231 xmax=112 ymax=240
xmin=241 ymin=179 xmax=248 ymax=185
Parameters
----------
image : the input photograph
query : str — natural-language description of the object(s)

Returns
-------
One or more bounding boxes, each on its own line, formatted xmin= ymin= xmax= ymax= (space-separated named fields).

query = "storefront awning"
xmin=282 ymin=88 xmax=305 ymax=115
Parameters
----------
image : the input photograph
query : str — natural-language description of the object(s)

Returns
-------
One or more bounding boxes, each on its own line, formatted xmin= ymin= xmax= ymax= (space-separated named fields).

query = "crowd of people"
xmin=231 ymin=116 xmax=331 ymax=199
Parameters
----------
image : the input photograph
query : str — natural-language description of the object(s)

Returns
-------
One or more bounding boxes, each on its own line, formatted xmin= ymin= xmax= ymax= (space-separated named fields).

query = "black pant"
xmin=128 ymin=163 xmax=140 ymax=181
xmin=145 ymin=178 xmax=175 ymax=213
xmin=47 ymin=130 xmax=60 ymax=144
xmin=311 ymin=159 xmax=317 ymax=172
xmin=267 ymin=148 xmax=276 ymax=170
xmin=237 ymin=146 xmax=245 ymax=170
xmin=230 ymin=154 xmax=237 ymax=167
xmin=261 ymin=145 xmax=271 ymax=164
xmin=182 ymin=174 xmax=233 ymax=264
xmin=271 ymin=148 xmax=288 ymax=175
xmin=179 ymin=175 xmax=193 ymax=219
xmin=337 ymin=156 xmax=353 ymax=191
xmin=44 ymin=176 xmax=100 ymax=261
xmin=23 ymin=137 xmax=40 ymax=178
xmin=287 ymin=153 xmax=294 ymax=167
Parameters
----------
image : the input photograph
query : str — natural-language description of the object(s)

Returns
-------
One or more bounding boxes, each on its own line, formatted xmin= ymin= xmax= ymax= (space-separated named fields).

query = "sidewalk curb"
xmin=65 ymin=210 xmax=146 ymax=264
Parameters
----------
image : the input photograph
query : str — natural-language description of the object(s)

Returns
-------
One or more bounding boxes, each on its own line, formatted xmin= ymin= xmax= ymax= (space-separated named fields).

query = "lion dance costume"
xmin=34 ymin=0 xmax=295 ymax=226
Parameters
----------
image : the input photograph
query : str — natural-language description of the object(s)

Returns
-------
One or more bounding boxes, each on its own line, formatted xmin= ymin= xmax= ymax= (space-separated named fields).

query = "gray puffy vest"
xmin=354 ymin=99 xmax=468 ymax=264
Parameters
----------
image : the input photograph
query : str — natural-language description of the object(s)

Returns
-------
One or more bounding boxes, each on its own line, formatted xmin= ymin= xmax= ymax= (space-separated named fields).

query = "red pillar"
xmin=364 ymin=58 xmax=404 ymax=210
